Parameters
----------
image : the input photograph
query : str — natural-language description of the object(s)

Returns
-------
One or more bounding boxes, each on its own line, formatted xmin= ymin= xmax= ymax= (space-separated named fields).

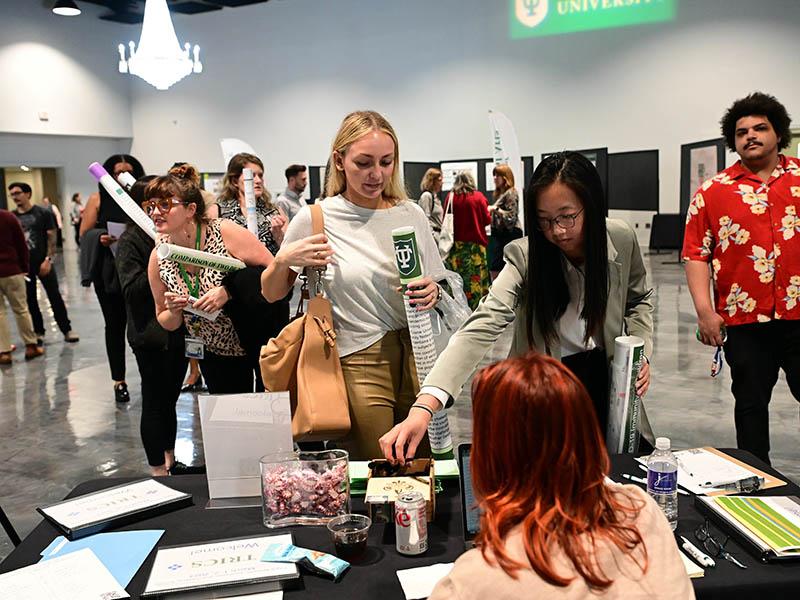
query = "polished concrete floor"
xmin=1 ymin=247 xmax=798 ymax=560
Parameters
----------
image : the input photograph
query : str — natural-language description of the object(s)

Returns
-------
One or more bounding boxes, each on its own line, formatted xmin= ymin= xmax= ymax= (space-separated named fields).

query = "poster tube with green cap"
xmin=392 ymin=226 xmax=454 ymax=459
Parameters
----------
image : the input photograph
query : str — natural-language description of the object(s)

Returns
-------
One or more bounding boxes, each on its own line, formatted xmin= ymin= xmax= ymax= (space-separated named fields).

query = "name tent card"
xmin=141 ymin=534 xmax=298 ymax=598
xmin=37 ymin=479 xmax=192 ymax=540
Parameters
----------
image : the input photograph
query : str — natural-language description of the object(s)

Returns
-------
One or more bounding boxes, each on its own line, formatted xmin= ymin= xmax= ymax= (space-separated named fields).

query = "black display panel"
xmin=607 ymin=150 xmax=659 ymax=212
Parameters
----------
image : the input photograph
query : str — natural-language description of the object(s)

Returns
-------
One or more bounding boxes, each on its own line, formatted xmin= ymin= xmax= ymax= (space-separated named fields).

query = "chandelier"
xmin=117 ymin=0 xmax=202 ymax=91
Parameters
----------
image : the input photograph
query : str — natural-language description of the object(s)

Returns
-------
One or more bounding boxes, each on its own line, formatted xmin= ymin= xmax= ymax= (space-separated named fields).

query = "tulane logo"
xmin=394 ymin=239 xmax=418 ymax=277
xmin=515 ymin=0 xmax=548 ymax=28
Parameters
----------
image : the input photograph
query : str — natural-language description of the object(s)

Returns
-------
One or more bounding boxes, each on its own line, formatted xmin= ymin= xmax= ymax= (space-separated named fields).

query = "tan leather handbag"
xmin=259 ymin=204 xmax=351 ymax=441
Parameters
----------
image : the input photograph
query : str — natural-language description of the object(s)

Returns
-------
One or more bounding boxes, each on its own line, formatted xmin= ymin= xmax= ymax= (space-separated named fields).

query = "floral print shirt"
xmin=682 ymin=154 xmax=800 ymax=326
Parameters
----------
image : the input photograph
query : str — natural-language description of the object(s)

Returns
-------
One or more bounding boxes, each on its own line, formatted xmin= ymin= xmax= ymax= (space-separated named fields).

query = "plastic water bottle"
xmin=646 ymin=437 xmax=678 ymax=530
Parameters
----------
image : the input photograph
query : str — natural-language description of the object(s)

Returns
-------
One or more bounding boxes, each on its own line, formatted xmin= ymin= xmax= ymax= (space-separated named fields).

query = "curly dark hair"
xmin=720 ymin=92 xmax=792 ymax=153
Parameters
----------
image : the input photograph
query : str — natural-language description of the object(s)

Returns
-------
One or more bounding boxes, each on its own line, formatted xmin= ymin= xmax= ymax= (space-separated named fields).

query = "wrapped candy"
xmin=260 ymin=450 xmax=350 ymax=527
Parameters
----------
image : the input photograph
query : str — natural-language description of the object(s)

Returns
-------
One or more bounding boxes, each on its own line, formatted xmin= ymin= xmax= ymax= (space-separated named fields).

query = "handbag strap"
xmin=307 ymin=203 xmax=326 ymax=298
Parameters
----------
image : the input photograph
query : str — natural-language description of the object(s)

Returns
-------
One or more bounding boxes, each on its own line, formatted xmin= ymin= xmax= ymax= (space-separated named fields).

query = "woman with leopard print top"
xmin=146 ymin=173 xmax=272 ymax=394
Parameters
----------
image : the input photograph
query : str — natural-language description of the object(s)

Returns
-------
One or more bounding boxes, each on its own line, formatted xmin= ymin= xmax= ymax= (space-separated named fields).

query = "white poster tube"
xmin=156 ymin=243 xmax=245 ymax=273
xmin=242 ymin=167 xmax=258 ymax=237
xmin=391 ymin=226 xmax=454 ymax=459
xmin=88 ymin=162 xmax=157 ymax=240
xmin=606 ymin=335 xmax=645 ymax=454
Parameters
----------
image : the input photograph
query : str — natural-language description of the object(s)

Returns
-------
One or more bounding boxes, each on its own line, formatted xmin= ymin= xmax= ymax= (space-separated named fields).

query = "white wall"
xmin=2 ymin=1 xmax=799 ymax=213
xmin=0 ymin=1 xmax=132 ymax=138
xmin=127 ymin=0 xmax=800 ymax=211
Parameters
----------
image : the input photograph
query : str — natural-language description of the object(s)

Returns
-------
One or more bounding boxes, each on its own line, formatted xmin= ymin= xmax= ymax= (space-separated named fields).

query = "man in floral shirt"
xmin=683 ymin=92 xmax=799 ymax=464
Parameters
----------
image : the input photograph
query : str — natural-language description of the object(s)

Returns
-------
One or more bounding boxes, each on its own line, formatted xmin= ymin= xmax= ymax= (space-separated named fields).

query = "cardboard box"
xmin=364 ymin=459 xmax=435 ymax=523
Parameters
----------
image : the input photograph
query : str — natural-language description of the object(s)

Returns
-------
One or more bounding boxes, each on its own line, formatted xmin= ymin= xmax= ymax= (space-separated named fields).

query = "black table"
xmin=2 ymin=450 xmax=799 ymax=599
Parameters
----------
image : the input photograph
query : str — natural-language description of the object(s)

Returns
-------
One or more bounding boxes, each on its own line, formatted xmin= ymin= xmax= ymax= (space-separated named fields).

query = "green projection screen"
xmin=510 ymin=0 xmax=676 ymax=39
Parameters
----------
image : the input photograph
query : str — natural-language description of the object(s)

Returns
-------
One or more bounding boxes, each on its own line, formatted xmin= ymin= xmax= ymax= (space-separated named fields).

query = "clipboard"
xmin=700 ymin=448 xmax=785 ymax=496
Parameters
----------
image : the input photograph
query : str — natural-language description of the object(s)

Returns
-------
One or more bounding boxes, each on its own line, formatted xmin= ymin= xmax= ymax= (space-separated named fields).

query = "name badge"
xmin=184 ymin=337 xmax=205 ymax=360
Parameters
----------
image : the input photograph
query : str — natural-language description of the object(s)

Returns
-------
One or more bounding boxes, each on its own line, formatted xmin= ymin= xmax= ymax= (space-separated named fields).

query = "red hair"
xmin=471 ymin=352 xmax=647 ymax=589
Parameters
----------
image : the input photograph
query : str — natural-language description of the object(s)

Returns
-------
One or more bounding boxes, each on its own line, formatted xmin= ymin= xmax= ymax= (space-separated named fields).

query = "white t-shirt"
xmin=282 ymin=195 xmax=447 ymax=357
xmin=559 ymin=259 xmax=598 ymax=357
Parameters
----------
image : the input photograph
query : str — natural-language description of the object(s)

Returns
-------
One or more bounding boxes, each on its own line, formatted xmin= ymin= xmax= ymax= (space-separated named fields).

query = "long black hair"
xmin=99 ymin=154 xmax=145 ymax=206
xmin=524 ymin=152 xmax=608 ymax=349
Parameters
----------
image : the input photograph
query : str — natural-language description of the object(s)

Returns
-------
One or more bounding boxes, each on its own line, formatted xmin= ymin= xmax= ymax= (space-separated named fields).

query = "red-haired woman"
xmin=430 ymin=353 xmax=693 ymax=600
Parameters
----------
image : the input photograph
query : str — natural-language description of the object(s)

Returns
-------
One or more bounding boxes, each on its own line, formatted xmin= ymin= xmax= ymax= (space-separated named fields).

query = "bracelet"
xmin=410 ymin=404 xmax=435 ymax=418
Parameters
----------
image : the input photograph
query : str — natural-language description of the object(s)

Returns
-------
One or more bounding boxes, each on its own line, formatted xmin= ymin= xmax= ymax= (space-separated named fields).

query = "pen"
xmin=680 ymin=536 xmax=716 ymax=568
xmin=699 ymin=475 xmax=763 ymax=490
xmin=675 ymin=457 xmax=694 ymax=477
xmin=623 ymin=473 xmax=689 ymax=495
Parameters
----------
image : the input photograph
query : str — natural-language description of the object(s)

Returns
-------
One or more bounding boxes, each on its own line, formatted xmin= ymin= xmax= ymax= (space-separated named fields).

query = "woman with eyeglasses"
xmin=146 ymin=172 xmax=272 ymax=394
xmin=380 ymin=151 xmax=655 ymax=463
xmin=117 ymin=176 xmax=191 ymax=476
xmin=428 ymin=353 xmax=693 ymax=600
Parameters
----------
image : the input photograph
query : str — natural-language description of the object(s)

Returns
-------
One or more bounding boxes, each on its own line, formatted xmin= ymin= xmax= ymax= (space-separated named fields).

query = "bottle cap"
xmin=655 ymin=437 xmax=670 ymax=450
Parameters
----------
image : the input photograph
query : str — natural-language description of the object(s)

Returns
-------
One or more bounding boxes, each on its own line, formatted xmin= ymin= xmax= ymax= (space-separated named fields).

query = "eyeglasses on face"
xmin=536 ymin=208 xmax=584 ymax=231
xmin=9 ymin=190 xmax=25 ymax=197
xmin=142 ymin=197 xmax=187 ymax=215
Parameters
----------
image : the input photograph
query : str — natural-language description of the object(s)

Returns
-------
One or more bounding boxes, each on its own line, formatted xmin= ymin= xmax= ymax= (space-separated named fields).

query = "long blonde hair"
xmin=420 ymin=168 xmax=442 ymax=193
xmin=325 ymin=110 xmax=407 ymax=202
xmin=220 ymin=153 xmax=274 ymax=210
xmin=492 ymin=164 xmax=515 ymax=200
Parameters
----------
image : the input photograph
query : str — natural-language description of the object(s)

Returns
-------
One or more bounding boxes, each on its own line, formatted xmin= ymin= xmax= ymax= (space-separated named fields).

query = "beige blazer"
xmin=425 ymin=218 xmax=655 ymax=441
xmin=428 ymin=485 xmax=695 ymax=600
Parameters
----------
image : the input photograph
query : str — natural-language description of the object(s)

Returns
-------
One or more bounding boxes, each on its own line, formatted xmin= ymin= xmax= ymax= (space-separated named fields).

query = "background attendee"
xmin=70 ymin=192 xmax=83 ymax=247
xmin=418 ymin=168 xmax=444 ymax=243
xmin=41 ymin=197 xmax=63 ymax=249
xmin=147 ymin=173 xmax=273 ymax=394
xmin=444 ymin=171 xmax=491 ymax=310
xmin=683 ymin=91 xmax=800 ymax=465
xmin=0 ymin=208 xmax=42 ymax=364
xmin=81 ymin=154 xmax=144 ymax=403
xmin=117 ymin=176 xmax=191 ymax=476
xmin=428 ymin=353 xmax=693 ymax=600
xmin=381 ymin=152 xmax=654 ymax=463
xmin=276 ymin=164 xmax=309 ymax=222
xmin=9 ymin=182 xmax=79 ymax=346
xmin=489 ymin=164 xmax=522 ymax=280
xmin=210 ymin=155 xmax=291 ymax=388
xmin=262 ymin=110 xmax=446 ymax=460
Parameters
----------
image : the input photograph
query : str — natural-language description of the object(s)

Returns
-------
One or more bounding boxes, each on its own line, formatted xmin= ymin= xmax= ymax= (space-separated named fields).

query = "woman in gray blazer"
xmin=380 ymin=152 xmax=654 ymax=462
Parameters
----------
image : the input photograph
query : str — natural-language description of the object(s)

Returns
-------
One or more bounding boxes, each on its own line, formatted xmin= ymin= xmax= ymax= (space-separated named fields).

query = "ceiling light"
xmin=118 ymin=0 xmax=202 ymax=91
xmin=52 ymin=0 xmax=81 ymax=17
xmin=20 ymin=165 xmax=30 ymax=172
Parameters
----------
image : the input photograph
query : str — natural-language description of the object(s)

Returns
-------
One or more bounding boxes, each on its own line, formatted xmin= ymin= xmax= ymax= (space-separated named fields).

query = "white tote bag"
xmin=438 ymin=191 xmax=455 ymax=259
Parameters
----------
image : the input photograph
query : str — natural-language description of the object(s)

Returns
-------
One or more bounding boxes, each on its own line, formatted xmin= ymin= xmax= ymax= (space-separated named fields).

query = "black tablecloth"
xmin=2 ymin=449 xmax=799 ymax=599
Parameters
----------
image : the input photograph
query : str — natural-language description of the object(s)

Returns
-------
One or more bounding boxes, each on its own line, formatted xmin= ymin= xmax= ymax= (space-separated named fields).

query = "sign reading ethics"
xmin=510 ymin=0 xmax=676 ymax=39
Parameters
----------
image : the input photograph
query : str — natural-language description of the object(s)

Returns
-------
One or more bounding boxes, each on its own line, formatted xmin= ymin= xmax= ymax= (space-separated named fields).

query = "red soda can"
xmin=395 ymin=491 xmax=428 ymax=555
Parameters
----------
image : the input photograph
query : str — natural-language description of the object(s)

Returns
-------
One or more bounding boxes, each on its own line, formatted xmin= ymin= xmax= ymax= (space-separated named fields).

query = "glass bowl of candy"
xmin=260 ymin=449 xmax=350 ymax=528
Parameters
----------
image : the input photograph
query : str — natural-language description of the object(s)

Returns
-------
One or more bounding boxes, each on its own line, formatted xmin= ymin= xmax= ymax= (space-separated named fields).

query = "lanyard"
xmin=178 ymin=222 xmax=201 ymax=298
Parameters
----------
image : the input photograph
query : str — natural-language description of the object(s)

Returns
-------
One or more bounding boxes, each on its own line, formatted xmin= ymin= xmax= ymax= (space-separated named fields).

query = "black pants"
xmin=26 ymin=264 xmax=71 ymax=336
xmin=134 ymin=341 xmax=188 ymax=467
xmin=724 ymin=320 xmax=800 ymax=465
xmin=562 ymin=347 xmax=610 ymax=434
xmin=490 ymin=227 xmax=523 ymax=273
xmin=94 ymin=279 xmax=127 ymax=381
xmin=199 ymin=352 xmax=255 ymax=395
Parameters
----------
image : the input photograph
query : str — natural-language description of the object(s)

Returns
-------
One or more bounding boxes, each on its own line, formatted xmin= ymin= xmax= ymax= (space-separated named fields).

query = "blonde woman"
xmin=444 ymin=171 xmax=491 ymax=309
xmin=418 ymin=168 xmax=444 ymax=242
xmin=210 ymin=153 xmax=287 ymax=256
xmin=489 ymin=164 xmax=522 ymax=279
xmin=261 ymin=110 xmax=447 ymax=460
